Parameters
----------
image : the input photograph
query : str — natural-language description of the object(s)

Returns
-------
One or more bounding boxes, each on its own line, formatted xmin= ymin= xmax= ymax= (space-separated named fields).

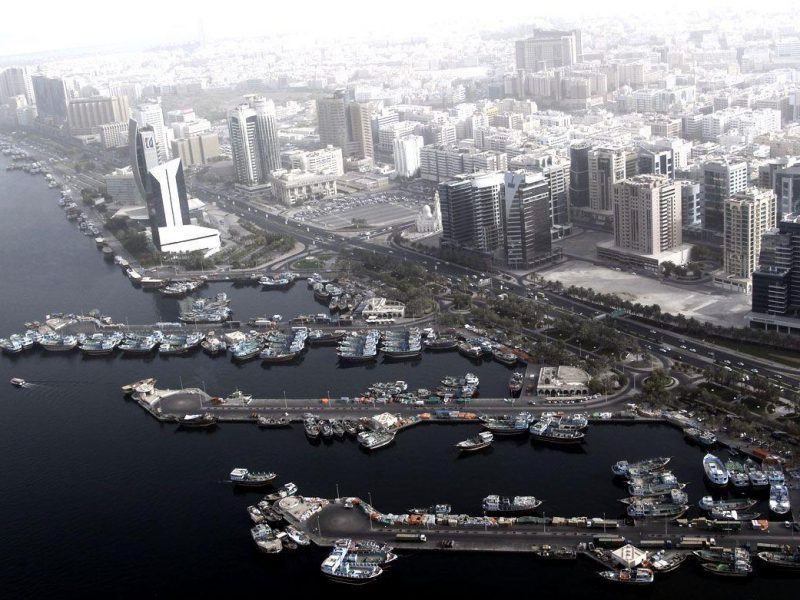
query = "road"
xmin=193 ymin=187 xmax=799 ymax=402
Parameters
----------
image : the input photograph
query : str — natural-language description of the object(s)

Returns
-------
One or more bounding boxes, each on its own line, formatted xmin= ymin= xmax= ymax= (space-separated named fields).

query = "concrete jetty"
xmin=274 ymin=496 xmax=800 ymax=555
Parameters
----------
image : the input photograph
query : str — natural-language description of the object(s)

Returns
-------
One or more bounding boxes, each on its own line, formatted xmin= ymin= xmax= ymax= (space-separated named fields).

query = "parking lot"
xmin=540 ymin=260 xmax=752 ymax=327
xmin=291 ymin=189 xmax=428 ymax=231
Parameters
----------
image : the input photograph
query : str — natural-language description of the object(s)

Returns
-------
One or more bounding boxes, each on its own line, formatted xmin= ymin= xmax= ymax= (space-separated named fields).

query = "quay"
xmin=277 ymin=496 xmax=800 ymax=555
xmin=129 ymin=384 xmax=650 ymax=423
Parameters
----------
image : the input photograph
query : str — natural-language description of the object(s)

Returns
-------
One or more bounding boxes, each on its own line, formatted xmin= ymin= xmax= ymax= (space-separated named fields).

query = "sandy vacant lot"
xmin=540 ymin=260 xmax=751 ymax=327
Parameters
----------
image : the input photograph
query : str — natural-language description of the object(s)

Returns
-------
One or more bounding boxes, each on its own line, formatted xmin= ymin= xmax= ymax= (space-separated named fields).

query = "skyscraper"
xmin=227 ymin=95 xmax=281 ymax=187
xmin=589 ymin=146 xmax=627 ymax=212
xmin=569 ymin=142 xmax=590 ymax=208
xmin=316 ymin=90 xmax=373 ymax=160
xmin=612 ymin=175 xmax=682 ymax=255
xmin=228 ymin=103 xmax=260 ymax=186
xmin=146 ymin=159 xmax=190 ymax=248
xmin=129 ymin=118 xmax=161 ymax=201
xmin=316 ymin=92 xmax=348 ymax=151
xmin=131 ymin=99 xmax=170 ymax=162
xmin=752 ymin=216 xmax=800 ymax=326
xmin=515 ymin=29 xmax=582 ymax=71
xmin=702 ymin=158 xmax=748 ymax=233
xmin=502 ymin=171 xmax=552 ymax=268
xmin=438 ymin=172 xmax=504 ymax=253
xmin=30 ymin=74 xmax=69 ymax=120
xmin=248 ymin=95 xmax=281 ymax=172
xmin=0 ymin=66 xmax=35 ymax=105
xmin=348 ymin=102 xmax=374 ymax=160
xmin=144 ymin=158 xmax=220 ymax=253
xmin=722 ymin=189 xmax=776 ymax=280
xmin=774 ymin=164 xmax=800 ymax=217
xmin=393 ymin=135 xmax=424 ymax=178
xmin=67 ymin=96 xmax=129 ymax=135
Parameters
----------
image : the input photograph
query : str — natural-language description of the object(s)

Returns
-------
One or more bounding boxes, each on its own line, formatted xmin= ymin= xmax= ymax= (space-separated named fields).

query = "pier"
xmin=277 ymin=496 xmax=800 ymax=555
xmin=129 ymin=385 xmax=638 ymax=423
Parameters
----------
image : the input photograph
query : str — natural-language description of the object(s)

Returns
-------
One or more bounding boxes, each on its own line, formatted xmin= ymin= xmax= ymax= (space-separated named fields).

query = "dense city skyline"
xmin=1 ymin=0 xmax=794 ymax=58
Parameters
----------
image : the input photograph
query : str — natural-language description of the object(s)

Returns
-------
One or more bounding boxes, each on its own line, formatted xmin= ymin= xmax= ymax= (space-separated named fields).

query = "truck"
xmin=395 ymin=533 xmax=427 ymax=542
xmin=677 ymin=536 xmax=716 ymax=549
xmin=592 ymin=535 xmax=626 ymax=547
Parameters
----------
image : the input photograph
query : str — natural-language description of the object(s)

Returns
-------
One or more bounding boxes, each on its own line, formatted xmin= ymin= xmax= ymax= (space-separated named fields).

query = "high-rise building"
xmin=751 ymin=216 xmax=800 ymax=328
xmin=438 ymin=172 xmax=504 ymax=253
xmin=99 ymin=122 xmax=129 ymax=149
xmin=502 ymin=171 xmax=552 ymax=268
xmin=515 ymin=29 xmax=582 ymax=71
xmin=228 ymin=103 xmax=260 ymax=186
xmin=678 ymin=181 xmax=702 ymax=227
xmin=420 ymin=145 xmax=507 ymax=182
xmin=109 ymin=82 xmax=142 ymax=104
xmin=145 ymin=158 xmax=219 ymax=253
xmin=316 ymin=92 xmax=348 ymax=151
xmin=589 ymin=146 xmax=627 ymax=212
xmin=67 ymin=96 xmax=130 ymax=134
xmin=722 ymin=189 xmax=776 ymax=284
xmin=773 ymin=164 xmax=800 ymax=217
xmin=283 ymin=146 xmax=344 ymax=176
xmin=131 ymin=99 xmax=170 ymax=162
xmin=702 ymin=158 xmax=748 ymax=233
xmin=171 ymin=134 xmax=221 ymax=167
xmin=509 ymin=151 xmax=571 ymax=232
xmin=31 ymin=74 xmax=69 ymax=120
xmin=393 ymin=135 xmax=424 ymax=178
xmin=104 ymin=167 xmax=140 ymax=204
xmin=569 ymin=142 xmax=590 ymax=209
xmin=248 ymin=95 xmax=281 ymax=172
xmin=0 ymin=67 xmax=35 ymax=105
xmin=348 ymin=101 xmax=373 ymax=160
xmin=227 ymin=96 xmax=281 ymax=186
xmin=129 ymin=118 xmax=161 ymax=201
xmin=316 ymin=90 xmax=373 ymax=160
xmin=611 ymin=175 xmax=682 ymax=256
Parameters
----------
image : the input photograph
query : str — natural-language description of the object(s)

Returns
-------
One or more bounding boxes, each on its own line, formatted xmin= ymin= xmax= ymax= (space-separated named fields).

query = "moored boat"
xmin=177 ymin=413 xmax=218 ymax=428
xmin=770 ymin=483 xmax=791 ymax=516
xmin=700 ymin=560 xmax=752 ymax=577
xmin=612 ymin=456 xmax=671 ymax=478
xmin=647 ymin=550 xmax=688 ymax=573
xmin=684 ymin=427 xmax=717 ymax=446
xmin=703 ymin=453 xmax=729 ymax=487
xmin=357 ymin=430 xmax=396 ymax=450
xmin=598 ymin=568 xmax=654 ymax=585
xmin=482 ymin=495 xmax=542 ymax=515
xmin=698 ymin=496 xmax=757 ymax=512
xmin=757 ymin=551 xmax=800 ymax=571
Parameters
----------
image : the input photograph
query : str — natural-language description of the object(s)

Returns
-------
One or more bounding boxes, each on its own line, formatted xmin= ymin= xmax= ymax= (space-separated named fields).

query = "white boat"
xmin=703 ymin=453 xmax=729 ymax=487
xmin=770 ymin=484 xmax=791 ymax=516
xmin=357 ymin=430 xmax=396 ymax=450
xmin=455 ymin=431 xmax=493 ymax=452
xmin=482 ymin=495 xmax=542 ymax=514
xmin=599 ymin=568 xmax=654 ymax=585
xmin=321 ymin=545 xmax=383 ymax=584
xmin=10 ymin=377 xmax=26 ymax=387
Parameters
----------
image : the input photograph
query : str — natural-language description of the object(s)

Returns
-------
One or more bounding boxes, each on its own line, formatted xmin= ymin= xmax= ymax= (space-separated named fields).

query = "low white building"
xmin=415 ymin=191 xmax=442 ymax=234
xmin=104 ymin=166 xmax=141 ymax=204
xmin=359 ymin=297 xmax=406 ymax=320
xmin=270 ymin=169 xmax=338 ymax=206
xmin=612 ymin=544 xmax=647 ymax=568
xmin=157 ymin=224 xmax=220 ymax=254
xmin=536 ymin=366 xmax=590 ymax=397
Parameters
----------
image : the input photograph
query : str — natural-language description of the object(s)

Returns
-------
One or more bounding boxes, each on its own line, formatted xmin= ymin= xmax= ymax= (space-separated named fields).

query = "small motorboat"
xmin=10 ymin=377 xmax=26 ymax=387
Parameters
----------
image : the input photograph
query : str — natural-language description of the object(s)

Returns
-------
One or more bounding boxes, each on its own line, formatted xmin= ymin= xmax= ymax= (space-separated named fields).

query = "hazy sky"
xmin=0 ymin=0 xmax=791 ymax=58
